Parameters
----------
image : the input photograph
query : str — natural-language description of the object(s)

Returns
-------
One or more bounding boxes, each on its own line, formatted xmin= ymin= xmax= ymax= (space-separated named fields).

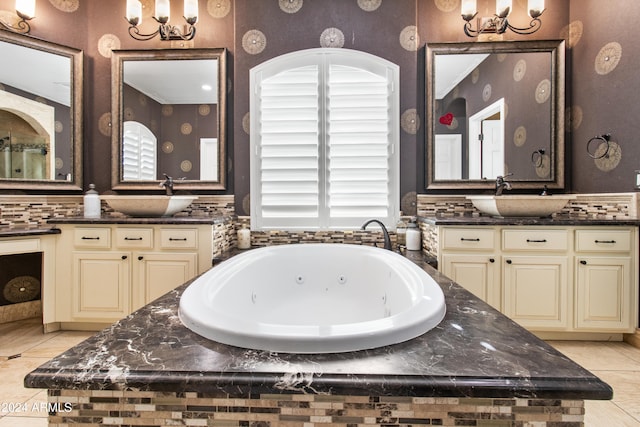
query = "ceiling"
xmin=0 ymin=40 xmax=71 ymax=107
xmin=123 ymin=59 xmax=219 ymax=105
xmin=435 ymin=53 xmax=489 ymax=99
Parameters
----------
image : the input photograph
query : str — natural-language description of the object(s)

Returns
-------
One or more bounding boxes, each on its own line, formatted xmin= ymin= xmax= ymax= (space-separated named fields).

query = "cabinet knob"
xmin=121 ymin=255 xmax=128 ymax=260
xmin=580 ymin=260 xmax=587 ymax=265
xmin=489 ymin=258 xmax=495 ymax=263
xmin=138 ymin=256 xmax=144 ymax=261
xmin=506 ymin=259 xmax=512 ymax=264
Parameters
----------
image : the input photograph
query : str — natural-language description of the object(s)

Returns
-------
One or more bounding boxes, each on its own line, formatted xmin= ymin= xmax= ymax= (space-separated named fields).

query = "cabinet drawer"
xmin=575 ymin=229 xmax=632 ymax=252
xmin=160 ymin=228 xmax=198 ymax=249
xmin=115 ymin=228 xmax=153 ymax=249
xmin=74 ymin=228 xmax=111 ymax=248
xmin=441 ymin=228 xmax=495 ymax=250
xmin=503 ymin=229 xmax=568 ymax=251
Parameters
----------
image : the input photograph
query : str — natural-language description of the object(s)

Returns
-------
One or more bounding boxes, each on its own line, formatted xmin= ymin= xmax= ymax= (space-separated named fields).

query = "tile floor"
xmin=0 ymin=317 xmax=639 ymax=426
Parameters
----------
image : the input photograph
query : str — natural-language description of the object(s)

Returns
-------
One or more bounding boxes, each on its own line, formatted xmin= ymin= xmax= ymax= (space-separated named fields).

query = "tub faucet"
xmin=361 ymin=219 xmax=392 ymax=251
xmin=160 ymin=173 xmax=174 ymax=196
xmin=495 ymin=173 xmax=513 ymax=196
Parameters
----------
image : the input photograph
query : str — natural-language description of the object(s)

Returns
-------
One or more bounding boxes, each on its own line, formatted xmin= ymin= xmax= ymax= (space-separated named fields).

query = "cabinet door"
xmin=576 ymin=256 xmax=632 ymax=331
xmin=72 ymin=252 xmax=130 ymax=321
xmin=134 ymin=252 xmax=197 ymax=309
xmin=442 ymin=254 xmax=500 ymax=310
xmin=503 ymin=256 xmax=569 ymax=330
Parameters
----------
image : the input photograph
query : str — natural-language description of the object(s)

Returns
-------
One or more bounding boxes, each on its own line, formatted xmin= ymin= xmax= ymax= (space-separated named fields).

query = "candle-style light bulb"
xmin=184 ymin=0 xmax=198 ymax=25
xmin=125 ymin=0 xmax=142 ymax=26
xmin=528 ymin=0 xmax=545 ymax=18
xmin=496 ymin=0 xmax=512 ymax=18
xmin=155 ymin=0 xmax=170 ymax=23
xmin=461 ymin=0 xmax=477 ymax=22
xmin=15 ymin=0 xmax=35 ymax=19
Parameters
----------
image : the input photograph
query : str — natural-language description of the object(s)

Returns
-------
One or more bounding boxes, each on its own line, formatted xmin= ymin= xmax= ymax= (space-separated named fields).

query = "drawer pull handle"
xmin=594 ymin=240 xmax=616 ymax=244
xmin=526 ymin=239 xmax=547 ymax=243
xmin=169 ymin=237 xmax=188 ymax=241
xmin=506 ymin=259 xmax=512 ymax=264
xmin=124 ymin=237 xmax=143 ymax=241
xmin=580 ymin=260 xmax=587 ymax=265
xmin=81 ymin=236 xmax=100 ymax=240
xmin=460 ymin=238 xmax=480 ymax=242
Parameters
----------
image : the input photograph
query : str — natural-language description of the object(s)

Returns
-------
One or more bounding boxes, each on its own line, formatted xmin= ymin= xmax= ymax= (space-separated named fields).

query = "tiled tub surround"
xmin=25 ymin=253 xmax=611 ymax=426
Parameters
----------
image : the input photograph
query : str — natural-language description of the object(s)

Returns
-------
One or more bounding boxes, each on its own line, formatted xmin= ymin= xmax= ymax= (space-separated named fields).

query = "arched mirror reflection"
xmin=0 ymin=31 xmax=83 ymax=190
xmin=426 ymin=40 xmax=565 ymax=190
xmin=111 ymin=48 xmax=226 ymax=191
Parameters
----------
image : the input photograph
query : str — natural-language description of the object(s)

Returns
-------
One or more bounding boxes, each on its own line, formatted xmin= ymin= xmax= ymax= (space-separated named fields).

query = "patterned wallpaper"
xmin=2 ymin=0 xmax=639 ymax=210
xmin=122 ymin=84 xmax=218 ymax=180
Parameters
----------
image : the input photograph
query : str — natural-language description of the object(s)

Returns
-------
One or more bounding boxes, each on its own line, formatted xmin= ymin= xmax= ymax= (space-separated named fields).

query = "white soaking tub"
xmin=179 ymin=243 xmax=446 ymax=353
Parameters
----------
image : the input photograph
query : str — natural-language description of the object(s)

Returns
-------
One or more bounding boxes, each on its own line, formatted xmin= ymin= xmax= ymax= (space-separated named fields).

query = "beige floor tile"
xmin=585 ymin=399 xmax=640 ymax=427
xmin=594 ymin=370 xmax=640 ymax=422
xmin=0 ymin=416 xmax=47 ymax=426
xmin=21 ymin=331 xmax=94 ymax=359
xmin=4 ymin=390 xmax=48 ymax=418
xmin=549 ymin=341 xmax=640 ymax=371
xmin=0 ymin=318 xmax=57 ymax=358
xmin=0 ymin=357 xmax=49 ymax=403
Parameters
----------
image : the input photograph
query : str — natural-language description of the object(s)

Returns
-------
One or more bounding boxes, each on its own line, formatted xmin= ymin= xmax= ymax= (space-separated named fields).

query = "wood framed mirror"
xmin=111 ymin=48 xmax=226 ymax=191
xmin=426 ymin=40 xmax=565 ymax=191
xmin=0 ymin=31 xmax=83 ymax=190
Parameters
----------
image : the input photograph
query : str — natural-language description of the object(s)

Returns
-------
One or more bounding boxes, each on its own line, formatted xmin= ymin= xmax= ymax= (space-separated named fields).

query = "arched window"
xmin=122 ymin=121 xmax=157 ymax=180
xmin=250 ymin=48 xmax=399 ymax=230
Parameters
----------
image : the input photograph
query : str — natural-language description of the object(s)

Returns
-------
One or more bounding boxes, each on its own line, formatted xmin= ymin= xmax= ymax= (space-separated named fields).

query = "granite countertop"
xmin=25 ymin=250 xmax=612 ymax=400
xmin=47 ymin=215 xmax=232 ymax=225
xmin=0 ymin=226 xmax=61 ymax=238
xmin=421 ymin=215 xmax=640 ymax=226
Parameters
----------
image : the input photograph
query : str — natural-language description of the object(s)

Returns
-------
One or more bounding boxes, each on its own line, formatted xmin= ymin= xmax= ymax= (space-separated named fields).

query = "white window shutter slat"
xmin=250 ymin=49 xmax=399 ymax=230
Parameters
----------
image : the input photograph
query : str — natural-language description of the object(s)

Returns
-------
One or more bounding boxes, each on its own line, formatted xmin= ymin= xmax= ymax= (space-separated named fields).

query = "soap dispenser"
xmin=83 ymin=184 xmax=101 ymax=218
xmin=405 ymin=217 xmax=422 ymax=251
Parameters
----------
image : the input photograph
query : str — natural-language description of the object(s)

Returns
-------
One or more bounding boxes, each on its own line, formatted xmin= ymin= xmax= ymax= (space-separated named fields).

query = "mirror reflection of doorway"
xmin=468 ymin=98 xmax=505 ymax=180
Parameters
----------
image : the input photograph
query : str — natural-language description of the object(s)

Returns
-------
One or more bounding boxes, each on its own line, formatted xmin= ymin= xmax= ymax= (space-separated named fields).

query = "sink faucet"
xmin=361 ymin=219 xmax=392 ymax=251
xmin=160 ymin=173 xmax=174 ymax=196
xmin=495 ymin=173 xmax=513 ymax=196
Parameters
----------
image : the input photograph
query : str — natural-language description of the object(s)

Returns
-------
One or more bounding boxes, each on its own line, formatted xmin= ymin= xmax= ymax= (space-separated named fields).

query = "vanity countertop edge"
xmin=420 ymin=215 xmax=640 ymax=226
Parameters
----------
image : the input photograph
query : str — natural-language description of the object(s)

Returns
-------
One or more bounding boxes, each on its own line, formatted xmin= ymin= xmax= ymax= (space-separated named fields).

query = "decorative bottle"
xmin=83 ymin=184 xmax=101 ymax=218
xmin=405 ymin=217 xmax=422 ymax=251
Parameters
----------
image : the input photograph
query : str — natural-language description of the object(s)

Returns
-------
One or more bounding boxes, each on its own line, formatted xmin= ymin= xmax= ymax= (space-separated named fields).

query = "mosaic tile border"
xmin=47 ymin=390 xmax=585 ymax=426
xmin=417 ymin=193 xmax=639 ymax=219
xmin=0 ymin=195 xmax=235 ymax=227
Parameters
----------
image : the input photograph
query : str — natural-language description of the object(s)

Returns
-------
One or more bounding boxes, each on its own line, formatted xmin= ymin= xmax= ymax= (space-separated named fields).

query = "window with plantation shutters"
xmin=250 ymin=48 xmax=399 ymax=230
xmin=122 ymin=121 xmax=157 ymax=180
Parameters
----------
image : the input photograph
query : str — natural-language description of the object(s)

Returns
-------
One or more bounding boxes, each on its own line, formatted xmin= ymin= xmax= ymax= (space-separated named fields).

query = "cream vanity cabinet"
xmin=440 ymin=227 xmax=501 ymax=310
xmin=54 ymin=223 xmax=213 ymax=326
xmin=501 ymin=229 xmax=571 ymax=330
xmin=438 ymin=225 xmax=638 ymax=335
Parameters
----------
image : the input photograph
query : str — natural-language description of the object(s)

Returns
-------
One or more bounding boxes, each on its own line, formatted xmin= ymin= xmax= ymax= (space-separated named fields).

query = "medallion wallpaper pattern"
xmin=2 ymin=0 xmax=638 ymax=211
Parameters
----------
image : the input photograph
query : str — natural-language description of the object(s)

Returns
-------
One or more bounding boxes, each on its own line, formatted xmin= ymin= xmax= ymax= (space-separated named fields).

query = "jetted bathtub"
xmin=179 ymin=243 xmax=446 ymax=353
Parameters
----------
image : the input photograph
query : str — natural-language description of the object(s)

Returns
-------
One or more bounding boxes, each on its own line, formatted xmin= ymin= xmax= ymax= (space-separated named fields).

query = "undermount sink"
xmin=466 ymin=195 xmax=576 ymax=218
xmin=101 ymin=195 xmax=198 ymax=217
